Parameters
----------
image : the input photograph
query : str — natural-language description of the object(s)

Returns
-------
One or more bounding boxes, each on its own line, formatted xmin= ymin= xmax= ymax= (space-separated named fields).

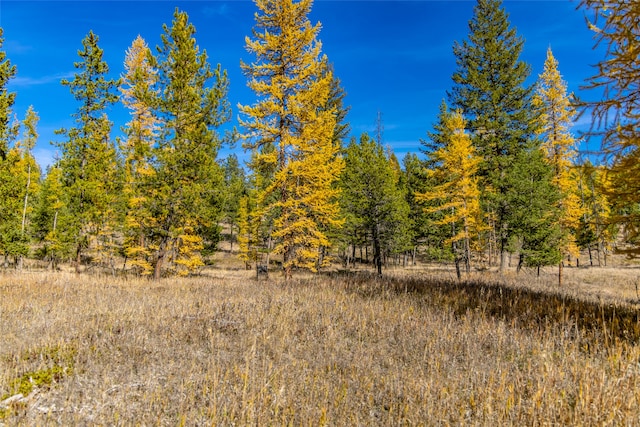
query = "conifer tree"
xmin=0 ymin=28 xmax=16 ymax=160
xmin=402 ymin=153 xmax=431 ymax=265
xmin=221 ymin=154 xmax=247 ymax=253
xmin=578 ymin=1 xmax=640 ymax=253
xmin=9 ymin=106 xmax=42 ymax=268
xmin=119 ymin=35 xmax=159 ymax=275
xmin=0 ymin=30 xmax=19 ymax=266
xmin=534 ymin=48 xmax=582 ymax=284
xmin=448 ymin=0 xmax=535 ymax=270
xmin=148 ymin=9 xmax=230 ymax=279
xmin=508 ymin=148 xmax=562 ymax=273
xmin=420 ymin=100 xmax=459 ymax=261
xmin=340 ymin=134 xmax=410 ymax=276
xmin=55 ymin=30 xmax=121 ymax=272
xmin=240 ymin=0 xmax=344 ymax=279
xmin=416 ymin=111 xmax=485 ymax=278
xmin=33 ymin=166 xmax=73 ymax=269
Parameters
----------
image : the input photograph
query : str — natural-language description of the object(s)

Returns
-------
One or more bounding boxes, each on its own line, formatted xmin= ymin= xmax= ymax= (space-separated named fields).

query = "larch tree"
xmin=119 ymin=35 xmax=159 ymax=275
xmin=149 ymin=9 xmax=231 ymax=279
xmin=420 ymin=100 xmax=459 ymax=262
xmin=534 ymin=48 xmax=582 ymax=284
xmin=240 ymin=0 xmax=344 ymax=280
xmin=416 ymin=111 xmax=484 ymax=279
xmin=340 ymin=133 xmax=410 ymax=276
xmin=578 ymin=0 xmax=640 ymax=252
xmin=448 ymin=0 xmax=536 ymax=271
xmin=55 ymin=30 xmax=121 ymax=272
xmin=575 ymin=159 xmax=616 ymax=265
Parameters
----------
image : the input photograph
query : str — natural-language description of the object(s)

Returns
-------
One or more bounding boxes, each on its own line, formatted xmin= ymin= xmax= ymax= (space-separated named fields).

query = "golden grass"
xmin=1 ymin=269 xmax=639 ymax=425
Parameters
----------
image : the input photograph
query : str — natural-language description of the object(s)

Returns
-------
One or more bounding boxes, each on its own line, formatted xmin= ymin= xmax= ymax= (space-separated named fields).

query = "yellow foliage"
xmin=240 ymin=0 xmax=344 ymax=278
xmin=534 ymin=48 xmax=582 ymax=257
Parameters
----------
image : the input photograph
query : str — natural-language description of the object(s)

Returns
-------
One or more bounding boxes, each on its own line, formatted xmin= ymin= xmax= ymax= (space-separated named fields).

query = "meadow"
xmin=1 ymin=262 xmax=640 ymax=425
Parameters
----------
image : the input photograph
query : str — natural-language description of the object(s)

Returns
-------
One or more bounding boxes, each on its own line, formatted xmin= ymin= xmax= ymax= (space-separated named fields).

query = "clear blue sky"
xmin=1 ymin=0 xmax=604 ymax=170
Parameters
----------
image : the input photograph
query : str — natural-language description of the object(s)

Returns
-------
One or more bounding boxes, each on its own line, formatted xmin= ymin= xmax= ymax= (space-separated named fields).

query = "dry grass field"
xmin=1 ymin=262 xmax=640 ymax=425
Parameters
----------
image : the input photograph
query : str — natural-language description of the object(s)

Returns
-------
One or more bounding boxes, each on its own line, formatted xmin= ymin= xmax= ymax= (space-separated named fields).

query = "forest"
xmin=0 ymin=0 xmax=637 ymax=283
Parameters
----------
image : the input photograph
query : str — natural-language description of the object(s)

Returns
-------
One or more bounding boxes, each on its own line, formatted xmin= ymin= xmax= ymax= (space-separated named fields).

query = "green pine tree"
xmin=448 ymin=0 xmax=536 ymax=270
xmin=148 ymin=9 xmax=231 ymax=279
xmin=340 ymin=133 xmax=410 ymax=276
xmin=55 ymin=30 xmax=121 ymax=272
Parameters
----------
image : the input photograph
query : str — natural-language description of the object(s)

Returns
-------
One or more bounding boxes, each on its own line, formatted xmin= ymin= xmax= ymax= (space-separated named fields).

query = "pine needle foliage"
xmin=448 ymin=0 xmax=536 ymax=270
xmin=55 ymin=30 xmax=121 ymax=273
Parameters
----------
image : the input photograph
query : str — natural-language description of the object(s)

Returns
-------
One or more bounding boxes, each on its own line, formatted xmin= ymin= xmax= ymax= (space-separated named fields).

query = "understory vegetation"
xmin=1 ymin=269 xmax=639 ymax=424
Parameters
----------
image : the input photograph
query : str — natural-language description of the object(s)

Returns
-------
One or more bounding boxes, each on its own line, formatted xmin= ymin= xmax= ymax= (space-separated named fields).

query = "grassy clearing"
xmin=1 ymin=269 xmax=639 ymax=425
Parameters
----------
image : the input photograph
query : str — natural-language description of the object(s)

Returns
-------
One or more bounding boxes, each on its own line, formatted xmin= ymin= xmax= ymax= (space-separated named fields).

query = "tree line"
xmin=0 ymin=0 xmax=636 ymax=282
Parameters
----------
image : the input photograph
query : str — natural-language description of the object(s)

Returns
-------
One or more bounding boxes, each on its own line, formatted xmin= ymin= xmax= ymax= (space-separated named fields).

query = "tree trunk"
xmin=558 ymin=261 xmax=563 ymax=286
xmin=154 ymin=238 xmax=169 ymax=280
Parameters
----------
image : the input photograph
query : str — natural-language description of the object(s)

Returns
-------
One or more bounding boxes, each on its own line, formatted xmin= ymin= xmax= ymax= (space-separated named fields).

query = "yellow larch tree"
xmin=416 ymin=110 xmax=485 ymax=278
xmin=533 ymin=48 xmax=582 ymax=283
xmin=240 ymin=0 xmax=344 ymax=280
xmin=119 ymin=35 xmax=159 ymax=275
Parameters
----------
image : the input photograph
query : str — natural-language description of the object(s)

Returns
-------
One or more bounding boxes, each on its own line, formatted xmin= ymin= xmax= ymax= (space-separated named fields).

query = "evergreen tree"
xmin=240 ymin=0 xmax=344 ymax=279
xmin=0 ymin=28 xmax=17 ymax=160
xmin=221 ymin=154 xmax=247 ymax=253
xmin=340 ymin=133 xmax=410 ymax=276
xmin=55 ymin=30 xmax=121 ymax=272
xmin=448 ymin=0 xmax=535 ymax=270
xmin=149 ymin=9 xmax=231 ymax=279
xmin=402 ymin=153 xmax=431 ymax=264
xmin=416 ymin=111 xmax=485 ymax=278
xmin=33 ymin=166 xmax=74 ymax=269
xmin=508 ymin=148 xmax=562 ymax=273
xmin=534 ymin=48 xmax=582 ymax=284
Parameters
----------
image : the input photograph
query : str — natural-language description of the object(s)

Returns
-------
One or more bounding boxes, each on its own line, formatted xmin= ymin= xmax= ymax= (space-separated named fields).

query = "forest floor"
xmin=1 ymin=254 xmax=639 ymax=425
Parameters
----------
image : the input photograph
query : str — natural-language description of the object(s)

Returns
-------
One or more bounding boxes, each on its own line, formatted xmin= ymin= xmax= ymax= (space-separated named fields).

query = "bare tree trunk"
xmin=558 ymin=261 xmax=563 ymax=286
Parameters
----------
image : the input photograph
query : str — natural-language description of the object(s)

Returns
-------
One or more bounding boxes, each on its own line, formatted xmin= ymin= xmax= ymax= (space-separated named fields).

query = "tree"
xmin=0 ymin=28 xmax=17 ymax=159
xmin=221 ymin=154 xmax=247 ymax=253
xmin=340 ymin=133 xmax=410 ymax=276
xmin=578 ymin=0 xmax=640 ymax=254
xmin=416 ymin=111 xmax=485 ymax=278
xmin=508 ymin=148 xmax=562 ymax=274
xmin=119 ymin=35 xmax=159 ymax=275
xmin=402 ymin=153 xmax=430 ymax=265
xmin=419 ymin=100 xmax=458 ymax=261
xmin=240 ymin=0 xmax=344 ymax=280
xmin=448 ymin=0 xmax=535 ymax=270
xmin=148 ymin=9 xmax=231 ymax=279
xmin=33 ymin=166 xmax=74 ymax=269
xmin=533 ymin=48 xmax=582 ymax=284
xmin=575 ymin=160 xmax=616 ymax=265
xmin=55 ymin=30 xmax=121 ymax=272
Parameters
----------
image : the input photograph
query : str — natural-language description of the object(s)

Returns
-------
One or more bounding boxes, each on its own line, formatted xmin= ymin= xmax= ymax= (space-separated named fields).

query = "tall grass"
xmin=1 ymin=270 xmax=639 ymax=425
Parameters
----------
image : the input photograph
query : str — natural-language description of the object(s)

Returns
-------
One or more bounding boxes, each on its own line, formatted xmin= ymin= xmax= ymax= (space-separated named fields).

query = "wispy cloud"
xmin=202 ymin=3 xmax=230 ymax=19
xmin=9 ymin=72 xmax=75 ymax=88
xmin=5 ymin=40 xmax=33 ymax=55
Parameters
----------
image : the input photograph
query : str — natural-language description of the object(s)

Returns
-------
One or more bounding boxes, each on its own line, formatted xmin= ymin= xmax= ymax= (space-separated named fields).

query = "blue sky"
xmin=1 ymin=0 xmax=604 ymax=170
